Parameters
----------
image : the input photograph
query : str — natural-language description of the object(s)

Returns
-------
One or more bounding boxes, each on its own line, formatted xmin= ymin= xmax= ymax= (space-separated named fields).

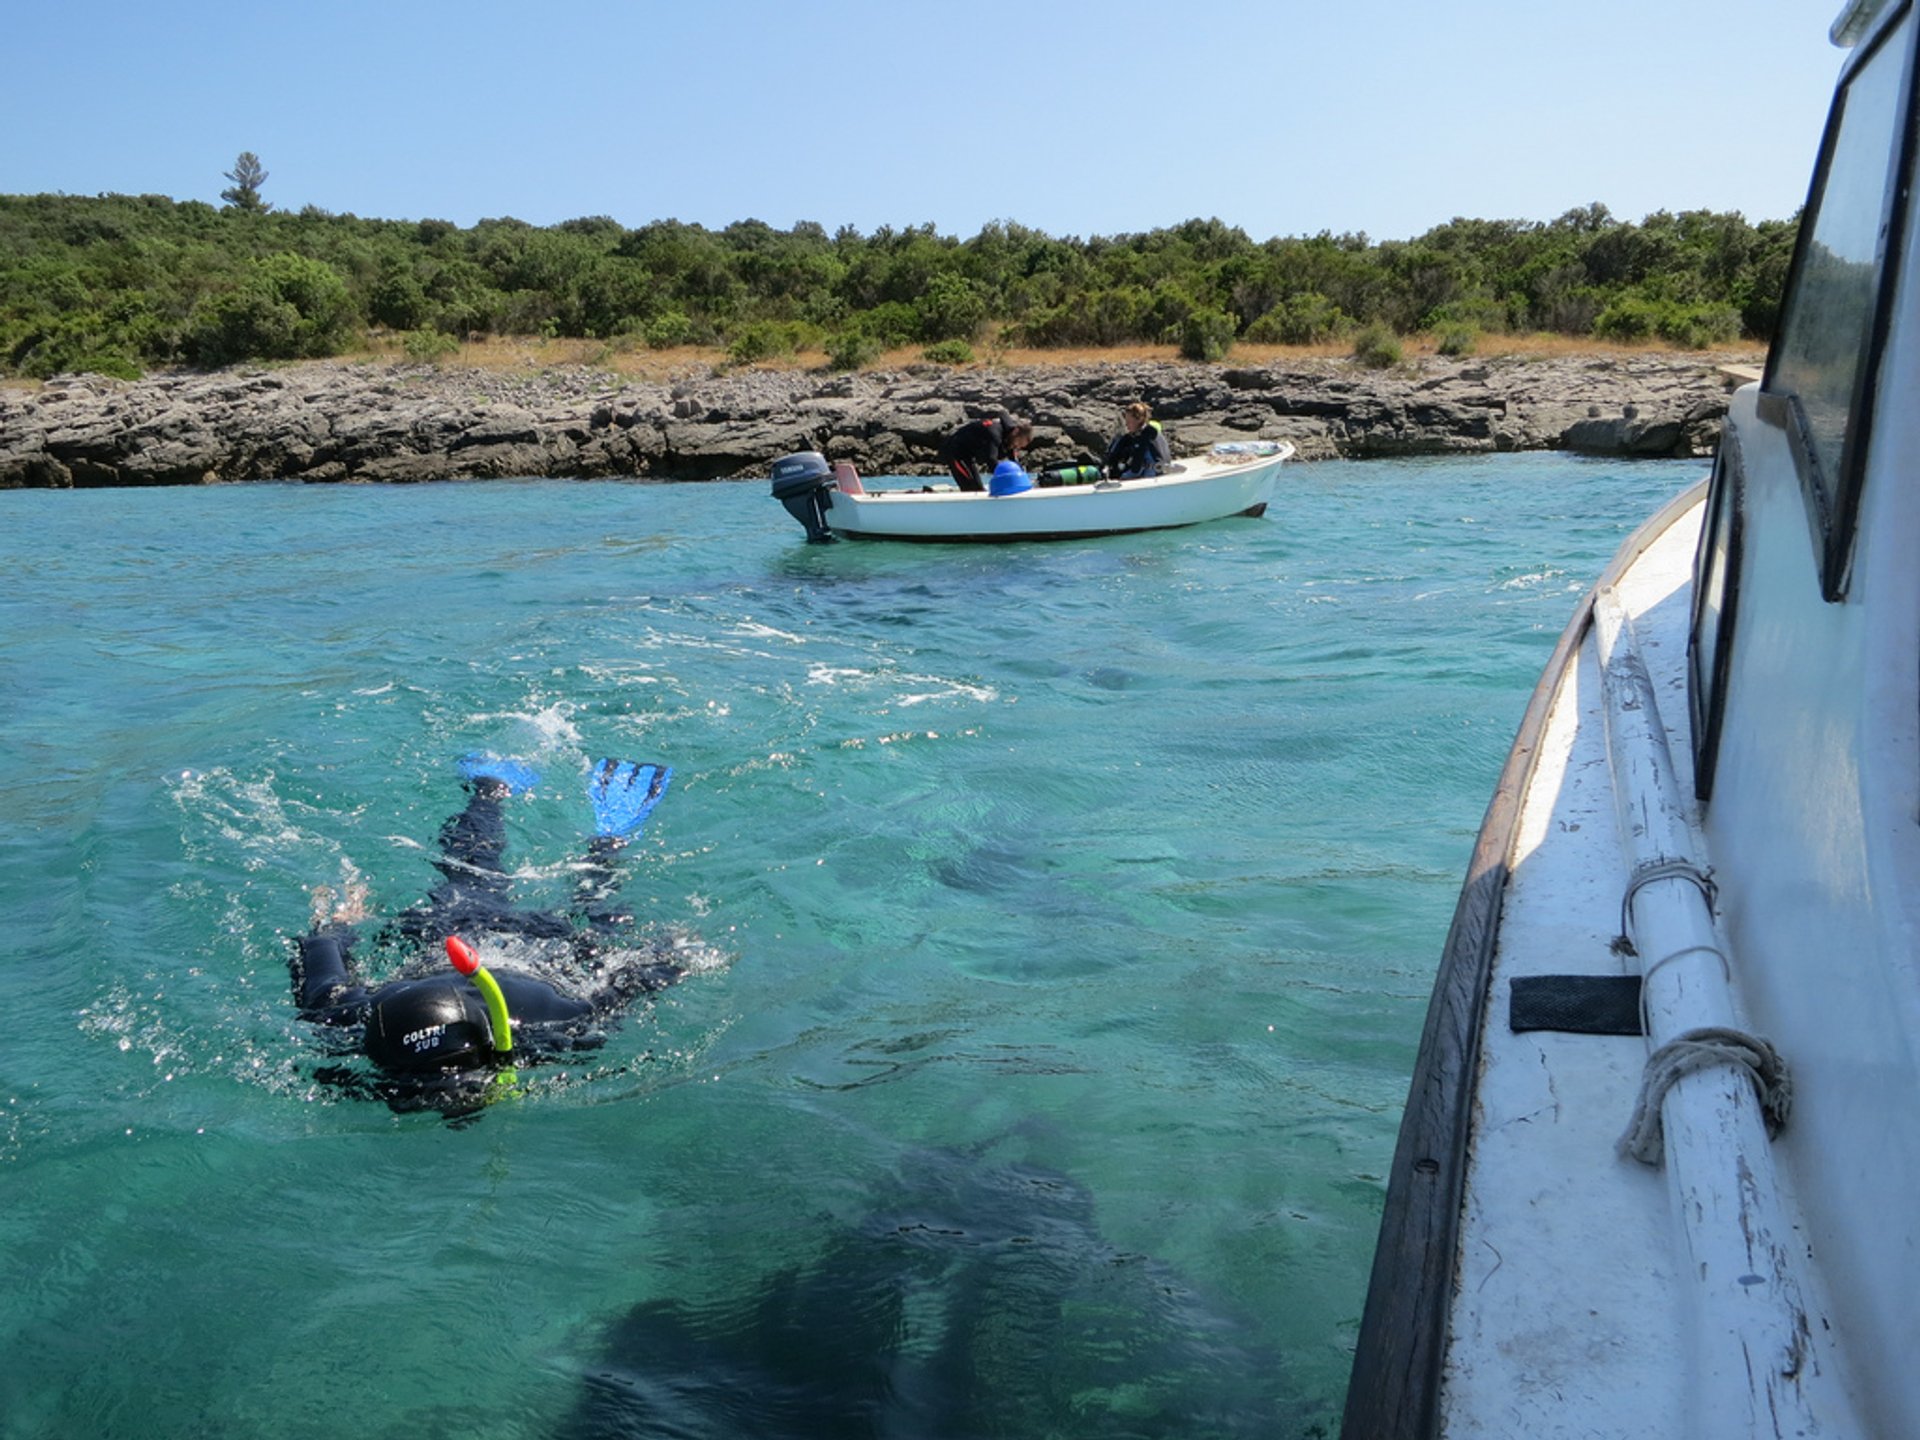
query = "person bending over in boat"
xmin=938 ymin=414 xmax=1033 ymax=492
xmin=290 ymin=755 xmax=680 ymax=1116
xmin=1104 ymin=402 xmax=1171 ymax=479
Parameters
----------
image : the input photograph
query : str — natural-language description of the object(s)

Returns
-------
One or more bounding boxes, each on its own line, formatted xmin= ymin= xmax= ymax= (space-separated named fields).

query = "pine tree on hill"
xmin=221 ymin=152 xmax=269 ymax=213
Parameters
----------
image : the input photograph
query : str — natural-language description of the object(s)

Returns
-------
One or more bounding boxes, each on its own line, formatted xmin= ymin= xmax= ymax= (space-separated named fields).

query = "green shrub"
xmin=1593 ymin=296 xmax=1741 ymax=349
xmin=1435 ymin=323 xmax=1478 ymax=357
xmin=423 ymin=259 xmax=507 ymax=336
xmin=1010 ymin=305 xmax=1070 ymax=348
xmin=1179 ymin=307 xmax=1236 ymax=362
xmin=858 ymin=301 xmax=921 ymax=346
xmin=825 ymin=329 xmax=882 ymax=371
xmin=643 ymin=310 xmax=697 ymax=349
xmin=1422 ymin=297 xmax=1507 ymax=334
xmin=184 ymin=252 xmax=352 ymax=365
xmin=1658 ymin=304 xmax=1741 ymax=349
xmin=1592 ymin=296 xmax=1662 ymax=342
xmin=1020 ymin=287 xmax=1155 ymax=347
xmin=1146 ymin=281 xmax=1200 ymax=340
xmin=253 ymin=253 xmax=352 ymax=342
xmin=185 ymin=291 xmax=302 ymax=365
xmin=402 ymin=328 xmax=459 ymax=362
xmin=368 ymin=269 xmax=429 ymax=330
xmin=7 ymin=313 xmax=148 ymax=380
xmin=1245 ymin=292 xmax=1349 ymax=346
xmin=68 ymin=353 xmax=142 ymax=380
xmin=921 ymin=339 xmax=975 ymax=365
xmin=916 ymin=274 xmax=987 ymax=342
xmin=1352 ymin=322 xmax=1403 ymax=368
xmin=1241 ymin=312 xmax=1285 ymax=345
xmin=725 ymin=320 xmax=795 ymax=364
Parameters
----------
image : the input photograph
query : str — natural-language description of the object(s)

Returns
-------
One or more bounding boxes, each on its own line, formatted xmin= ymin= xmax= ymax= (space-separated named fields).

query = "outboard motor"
xmin=771 ymin=451 xmax=836 ymax=542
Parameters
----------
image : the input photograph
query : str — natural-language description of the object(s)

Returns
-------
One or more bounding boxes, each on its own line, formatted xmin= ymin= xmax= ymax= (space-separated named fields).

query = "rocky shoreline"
xmin=0 ymin=353 xmax=1747 ymax=490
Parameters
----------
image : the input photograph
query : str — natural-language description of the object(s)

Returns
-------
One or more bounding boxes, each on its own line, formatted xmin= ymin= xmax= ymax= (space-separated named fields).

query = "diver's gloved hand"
xmin=588 ymin=758 xmax=671 ymax=837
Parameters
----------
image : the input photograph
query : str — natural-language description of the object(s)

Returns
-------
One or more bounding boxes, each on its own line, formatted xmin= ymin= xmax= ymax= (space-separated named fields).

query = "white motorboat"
xmin=1345 ymin=3 xmax=1920 ymax=1437
xmin=768 ymin=443 xmax=1293 ymax=543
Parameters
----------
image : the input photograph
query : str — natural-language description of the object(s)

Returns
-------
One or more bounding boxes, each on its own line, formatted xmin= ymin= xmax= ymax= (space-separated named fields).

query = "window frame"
xmin=1759 ymin=1 xmax=1918 ymax=601
xmin=1689 ymin=430 xmax=1748 ymax=801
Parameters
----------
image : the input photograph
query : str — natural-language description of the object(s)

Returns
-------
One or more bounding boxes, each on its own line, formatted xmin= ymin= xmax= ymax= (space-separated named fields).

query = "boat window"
xmin=1690 ymin=437 xmax=1746 ymax=801
xmin=1762 ymin=4 xmax=1916 ymax=599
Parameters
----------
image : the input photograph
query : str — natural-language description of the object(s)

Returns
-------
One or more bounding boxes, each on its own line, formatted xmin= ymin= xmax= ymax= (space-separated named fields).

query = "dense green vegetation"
xmin=0 ymin=188 xmax=1797 ymax=379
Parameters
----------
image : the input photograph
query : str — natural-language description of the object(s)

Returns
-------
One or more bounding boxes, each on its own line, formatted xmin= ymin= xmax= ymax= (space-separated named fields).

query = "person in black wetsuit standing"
xmin=937 ymin=415 xmax=1033 ymax=492
xmin=290 ymin=755 xmax=678 ymax=1111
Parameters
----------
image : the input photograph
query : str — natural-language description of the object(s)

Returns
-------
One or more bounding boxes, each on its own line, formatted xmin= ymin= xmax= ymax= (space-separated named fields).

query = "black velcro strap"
xmin=1509 ymin=975 xmax=1643 ymax=1036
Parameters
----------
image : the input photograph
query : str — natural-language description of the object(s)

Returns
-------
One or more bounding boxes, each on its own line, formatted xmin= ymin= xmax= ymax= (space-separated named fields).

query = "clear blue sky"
xmin=5 ymin=0 xmax=1847 ymax=242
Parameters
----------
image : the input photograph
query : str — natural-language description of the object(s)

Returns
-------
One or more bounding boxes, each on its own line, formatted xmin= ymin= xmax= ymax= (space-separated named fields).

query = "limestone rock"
xmin=0 ymin=353 xmax=1742 ymax=489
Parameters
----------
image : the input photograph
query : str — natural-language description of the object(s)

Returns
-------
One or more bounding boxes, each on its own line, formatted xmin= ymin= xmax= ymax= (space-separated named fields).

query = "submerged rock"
xmin=560 ymin=1142 xmax=1281 ymax=1438
xmin=0 ymin=352 xmax=1743 ymax=489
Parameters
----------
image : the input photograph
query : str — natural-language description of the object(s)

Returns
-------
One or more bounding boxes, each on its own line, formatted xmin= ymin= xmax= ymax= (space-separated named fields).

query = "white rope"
xmin=1618 ymin=856 xmax=1718 ymax=943
xmin=1618 ymin=1026 xmax=1793 ymax=1166
xmin=1637 ymin=943 xmax=1733 ymax=1036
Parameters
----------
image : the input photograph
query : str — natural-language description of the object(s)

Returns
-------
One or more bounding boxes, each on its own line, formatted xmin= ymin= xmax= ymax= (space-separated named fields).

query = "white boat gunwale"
xmin=1341 ymin=484 xmax=1709 ymax=1440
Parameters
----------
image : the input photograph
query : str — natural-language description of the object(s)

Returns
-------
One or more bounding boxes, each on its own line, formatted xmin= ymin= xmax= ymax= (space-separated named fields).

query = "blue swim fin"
xmin=458 ymin=753 xmax=540 ymax=796
xmin=588 ymin=759 xmax=671 ymax=837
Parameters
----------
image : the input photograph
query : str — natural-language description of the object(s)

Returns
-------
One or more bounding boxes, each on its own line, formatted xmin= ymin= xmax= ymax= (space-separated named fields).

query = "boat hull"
xmin=819 ymin=448 xmax=1291 ymax=542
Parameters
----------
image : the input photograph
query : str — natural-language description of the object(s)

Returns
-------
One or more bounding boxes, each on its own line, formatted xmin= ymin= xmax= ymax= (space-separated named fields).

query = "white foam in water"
xmin=805 ymin=663 xmax=866 ymax=687
xmin=729 ymin=620 xmax=806 ymax=645
xmin=467 ymin=697 xmax=585 ymax=754
xmin=893 ymin=675 xmax=996 ymax=707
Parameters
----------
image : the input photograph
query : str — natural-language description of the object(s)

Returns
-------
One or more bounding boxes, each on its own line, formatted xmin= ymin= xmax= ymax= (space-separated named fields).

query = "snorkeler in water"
xmin=290 ymin=755 xmax=679 ymax=1113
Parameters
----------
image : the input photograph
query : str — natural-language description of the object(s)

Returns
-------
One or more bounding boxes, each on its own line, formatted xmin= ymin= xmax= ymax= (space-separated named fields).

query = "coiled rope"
xmin=1618 ymin=1025 xmax=1793 ymax=1165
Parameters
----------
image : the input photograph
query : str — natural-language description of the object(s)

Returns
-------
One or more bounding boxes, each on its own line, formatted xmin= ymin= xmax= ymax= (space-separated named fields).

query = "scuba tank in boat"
xmin=1035 ymin=463 xmax=1104 ymax=487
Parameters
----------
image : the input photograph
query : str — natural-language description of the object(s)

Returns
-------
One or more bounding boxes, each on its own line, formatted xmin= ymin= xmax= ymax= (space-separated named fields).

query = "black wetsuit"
xmin=290 ymin=778 xmax=679 ymax=1087
xmin=938 ymin=417 xmax=1018 ymax=492
xmin=1104 ymin=421 xmax=1170 ymax=478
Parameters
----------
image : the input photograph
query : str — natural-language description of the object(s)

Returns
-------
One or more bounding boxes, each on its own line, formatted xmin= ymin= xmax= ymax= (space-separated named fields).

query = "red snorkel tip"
xmin=445 ymin=935 xmax=479 ymax=975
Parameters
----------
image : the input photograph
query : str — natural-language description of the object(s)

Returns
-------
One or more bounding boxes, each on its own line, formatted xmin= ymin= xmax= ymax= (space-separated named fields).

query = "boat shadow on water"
xmin=555 ymin=1143 xmax=1285 ymax=1439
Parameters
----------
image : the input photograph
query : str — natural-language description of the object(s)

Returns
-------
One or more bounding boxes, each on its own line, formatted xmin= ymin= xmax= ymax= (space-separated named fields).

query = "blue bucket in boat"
xmin=989 ymin=460 xmax=1033 ymax=496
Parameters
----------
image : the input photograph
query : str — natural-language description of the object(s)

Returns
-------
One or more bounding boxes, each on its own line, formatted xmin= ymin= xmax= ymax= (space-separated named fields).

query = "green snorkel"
xmin=445 ymin=935 xmax=513 ymax=1057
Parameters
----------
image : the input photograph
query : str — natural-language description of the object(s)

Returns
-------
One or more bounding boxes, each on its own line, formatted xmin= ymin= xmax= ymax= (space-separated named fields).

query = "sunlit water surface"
xmin=0 ymin=455 xmax=1698 ymax=1439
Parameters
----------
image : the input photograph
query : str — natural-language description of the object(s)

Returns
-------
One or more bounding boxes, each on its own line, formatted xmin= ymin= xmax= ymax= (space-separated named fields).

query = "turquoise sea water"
xmin=1 ymin=455 xmax=1698 ymax=1439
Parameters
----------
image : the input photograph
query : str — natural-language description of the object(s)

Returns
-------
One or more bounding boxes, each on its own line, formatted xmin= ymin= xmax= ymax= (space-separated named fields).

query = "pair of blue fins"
xmin=459 ymin=753 xmax=671 ymax=838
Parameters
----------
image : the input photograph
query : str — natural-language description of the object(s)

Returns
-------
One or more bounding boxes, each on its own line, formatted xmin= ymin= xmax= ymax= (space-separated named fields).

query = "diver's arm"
xmin=292 ymin=927 xmax=368 ymax=1017
xmin=490 ymin=972 xmax=596 ymax=1024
